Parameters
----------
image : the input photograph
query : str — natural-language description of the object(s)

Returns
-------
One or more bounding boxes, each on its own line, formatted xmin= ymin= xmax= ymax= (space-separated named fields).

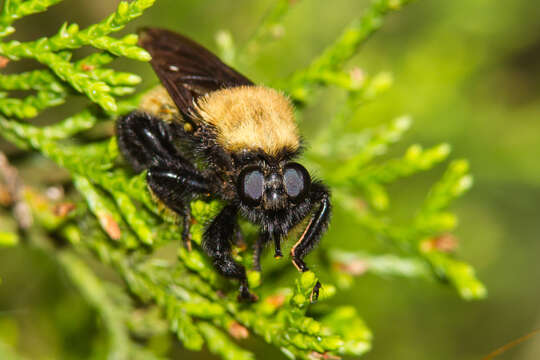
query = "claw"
xmin=237 ymin=289 xmax=259 ymax=303
xmin=274 ymin=236 xmax=282 ymax=258
xmin=238 ymin=282 xmax=258 ymax=303
xmin=310 ymin=281 xmax=322 ymax=303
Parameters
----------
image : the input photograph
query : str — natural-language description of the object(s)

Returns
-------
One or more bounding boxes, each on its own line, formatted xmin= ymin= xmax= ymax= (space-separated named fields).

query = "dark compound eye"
xmin=283 ymin=163 xmax=311 ymax=201
xmin=238 ymin=167 xmax=264 ymax=205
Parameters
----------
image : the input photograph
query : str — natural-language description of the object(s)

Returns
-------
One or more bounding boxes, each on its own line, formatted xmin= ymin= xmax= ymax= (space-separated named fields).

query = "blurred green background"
xmin=1 ymin=0 xmax=539 ymax=359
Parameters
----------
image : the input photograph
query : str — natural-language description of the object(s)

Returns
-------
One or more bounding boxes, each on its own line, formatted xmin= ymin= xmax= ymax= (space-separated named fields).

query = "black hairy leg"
xmin=116 ymin=112 xmax=211 ymax=249
xmin=233 ymin=223 xmax=246 ymax=250
xmin=290 ymin=183 xmax=331 ymax=302
xmin=147 ymin=167 xmax=210 ymax=249
xmin=116 ymin=111 xmax=190 ymax=172
xmin=273 ymin=234 xmax=283 ymax=259
xmin=203 ymin=205 xmax=257 ymax=302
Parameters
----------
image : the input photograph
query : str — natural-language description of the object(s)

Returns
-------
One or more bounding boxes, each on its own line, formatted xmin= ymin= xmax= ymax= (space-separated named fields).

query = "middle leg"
xmin=147 ymin=165 xmax=211 ymax=249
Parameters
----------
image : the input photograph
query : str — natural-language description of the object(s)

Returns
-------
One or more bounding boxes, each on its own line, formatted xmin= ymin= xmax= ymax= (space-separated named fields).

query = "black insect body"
xmin=116 ymin=28 xmax=331 ymax=302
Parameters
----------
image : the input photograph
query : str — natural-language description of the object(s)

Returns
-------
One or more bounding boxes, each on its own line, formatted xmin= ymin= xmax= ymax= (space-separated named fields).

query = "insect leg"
xmin=253 ymin=232 xmax=271 ymax=272
xmin=290 ymin=183 xmax=331 ymax=302
xmin=273 ymin=234 xmax=283 ymax=259
xmin=117 ymin=111 xmax=210 ymax=249
xmin=116 ymin=111 xmax=191 ymax=172
xmin=203 ymin=205 xmax=257 ymax=302
xmin=233 ymin=223 xmax=246 ymax=249
xmin=147 ymin=166 xmax=211 ymax=250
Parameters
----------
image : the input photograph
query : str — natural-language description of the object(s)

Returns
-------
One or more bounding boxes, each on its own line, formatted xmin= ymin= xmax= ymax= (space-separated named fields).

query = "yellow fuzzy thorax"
xmin=194 ymin=86 xmax=299 ymax=156
xmin=139 ymin=86 xmax=179 ymax=122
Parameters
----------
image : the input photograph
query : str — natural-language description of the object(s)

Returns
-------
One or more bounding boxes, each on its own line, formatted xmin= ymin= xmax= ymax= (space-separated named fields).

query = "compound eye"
xmin=238 ymin=167 xmax=264 ymax=205
xmin=283 ymin=163 xmax=311 ymax=201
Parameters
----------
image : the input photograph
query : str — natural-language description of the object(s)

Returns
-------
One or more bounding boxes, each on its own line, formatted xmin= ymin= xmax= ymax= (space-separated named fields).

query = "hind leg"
xmin=116 ymin=111 xmax=192 ymax=172
xmin=117 ymin=112 xmax=210 ymax=248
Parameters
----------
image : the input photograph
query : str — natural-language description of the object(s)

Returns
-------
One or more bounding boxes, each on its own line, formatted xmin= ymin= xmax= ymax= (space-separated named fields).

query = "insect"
xmin=116 ymin=28 xmax=331 ymax=302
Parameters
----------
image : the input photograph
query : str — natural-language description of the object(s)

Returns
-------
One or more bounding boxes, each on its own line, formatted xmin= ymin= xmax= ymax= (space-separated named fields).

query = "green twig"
xmin=286 ymin=0 xmax=415 ymax=101
xmin=240 ymin=0 xmax=302 ymax=62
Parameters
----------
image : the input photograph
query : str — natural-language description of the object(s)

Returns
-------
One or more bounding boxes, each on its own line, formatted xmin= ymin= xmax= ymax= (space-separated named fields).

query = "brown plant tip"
xmin=0 ymin=185 xmax=13 ymax=206
xmin=349 ymin=67 xmax=366 ymax=87
xmin=420 ymin=233 xmax=458 ymax=253
xmin=228 ymin=321 xmax=249 ymax=340
xmin=185 ymin=237 xmax=192 ymax=252
xmin=81 ymin=63 xmax=95 ymax=71
xmin=265 ymin=294 xmax=286 ymax=309
xmin=53 ymin=202 xmax=76 ymax=217
xmin=353 ymin=197 xmax=367 ymax=212
xmin=97 ymin=212 xmax=122 ymax=240
xmin=335 ymin=259 xmax=368 ymax=276
xmin=0 ymin=56 xmax=9 ymax=68
xmin=0 ymin=153 xmax=32 ymax=228
xmin=310 ymin=351 xmax=341 ymax=360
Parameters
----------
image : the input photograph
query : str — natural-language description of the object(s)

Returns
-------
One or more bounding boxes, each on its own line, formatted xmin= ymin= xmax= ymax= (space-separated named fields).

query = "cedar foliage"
xmin=0 ymin=0 xmax=486 ymax=359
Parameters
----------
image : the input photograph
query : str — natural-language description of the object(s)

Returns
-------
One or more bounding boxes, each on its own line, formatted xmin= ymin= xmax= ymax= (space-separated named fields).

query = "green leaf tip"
xmin=424 ymin=252 xmax=487 ymax=300
xmin=0 ymin=232 xmax=19 ymax=247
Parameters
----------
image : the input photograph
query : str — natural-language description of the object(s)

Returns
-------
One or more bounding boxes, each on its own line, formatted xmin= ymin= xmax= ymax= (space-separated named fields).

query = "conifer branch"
xmin=285 ymin=0 xmax=415 ymax=102
xmin=0 ymin=0 xmax=486 ymax=359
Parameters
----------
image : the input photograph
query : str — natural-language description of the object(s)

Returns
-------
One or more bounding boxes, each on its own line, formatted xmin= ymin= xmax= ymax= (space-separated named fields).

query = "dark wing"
xmin=138 ymin=28 xmax=253 ymax=117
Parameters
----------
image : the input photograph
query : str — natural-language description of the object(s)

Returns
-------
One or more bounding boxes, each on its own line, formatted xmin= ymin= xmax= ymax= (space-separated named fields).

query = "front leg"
xmin=290 ymin=183 xmax=331 ymax=301
xmin=253 ymin=232 xmax=283 ymax=272
xmin=117 ymin=112 xmax=210 ymax=249
xmin=253 ymin=232 xmax=270 ymax=272
xmin=203 ymin=205 xmax=257 ymax=302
